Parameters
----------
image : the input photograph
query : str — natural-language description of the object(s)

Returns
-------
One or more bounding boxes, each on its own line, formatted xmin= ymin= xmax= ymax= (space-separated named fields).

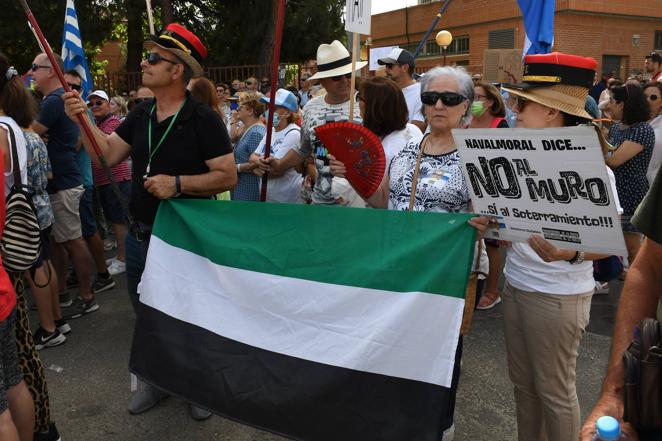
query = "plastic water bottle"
xmin=591 ymin=416 xmax=629 ymax=440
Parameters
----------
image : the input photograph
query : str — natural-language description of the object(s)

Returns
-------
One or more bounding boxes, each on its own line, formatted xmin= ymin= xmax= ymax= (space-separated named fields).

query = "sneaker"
xmin=104 ymin=239 xmax=117 ymax=251
xmin=190 ymin=403 xmax=212 ymax=421
xmin=59 ymin=292 xmax=73 ymax=308
xmin=68 ymin=296 xmax=100 ymax=319
xmin=33 ymin=327 xmax=66 ymax=350
xmin=55 ymin=318 xmax=71 ymax=335
xmin=108 ymin=259 xmax=126 ymax=276
xmin=128 ymin=383 xmax=168 ymax=415
xmin=594 ymin=281 xmax=609 ymax=294
xmin=106 ymin=256 xmax=116 ymax=266
xmin=92 ymin=275 xmax=116 ymax=294
xmin=66 ymin=271 xmax=79 ymax=289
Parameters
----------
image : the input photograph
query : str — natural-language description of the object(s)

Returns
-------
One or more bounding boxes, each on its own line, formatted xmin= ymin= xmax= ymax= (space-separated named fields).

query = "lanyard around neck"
xmin=147 ymin=100 xmax=185 ymax=166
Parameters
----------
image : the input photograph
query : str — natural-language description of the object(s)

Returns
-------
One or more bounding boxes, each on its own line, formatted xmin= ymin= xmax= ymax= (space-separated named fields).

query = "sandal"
xmin=476 ymin=292 xmax=502 ymax=310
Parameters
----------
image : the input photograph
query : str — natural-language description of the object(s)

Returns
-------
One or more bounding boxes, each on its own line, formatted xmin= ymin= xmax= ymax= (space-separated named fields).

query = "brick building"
xmin=369 ymin=0 xmax=662 ymax=82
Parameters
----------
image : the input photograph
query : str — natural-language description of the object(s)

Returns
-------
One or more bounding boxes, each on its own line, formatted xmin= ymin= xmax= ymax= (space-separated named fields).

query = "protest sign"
xmin=369 ymin=46 xmax=397 ymax=71
xmin=345 ymin=0 xmax=371 ymax=35
xmin=453 ymin=126 xmax=627 ymax=255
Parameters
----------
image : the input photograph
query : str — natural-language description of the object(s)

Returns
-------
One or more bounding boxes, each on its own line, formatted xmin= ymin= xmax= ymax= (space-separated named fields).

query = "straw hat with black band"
xmin=308 ymin=40 xmax=367 ymax=81
xmin=501 ymin=52 xmax=598 ymax=120
xmin=144 ymin=23 xmax=208 ymax=78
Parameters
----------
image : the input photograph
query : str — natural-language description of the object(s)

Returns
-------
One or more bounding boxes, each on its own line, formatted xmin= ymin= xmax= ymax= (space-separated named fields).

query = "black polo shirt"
xmin=115 ymin=91 xmax=232 ymax=224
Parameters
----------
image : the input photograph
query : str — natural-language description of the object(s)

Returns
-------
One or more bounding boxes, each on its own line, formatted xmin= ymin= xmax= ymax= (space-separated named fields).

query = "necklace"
xmin=145 ymin=100 xmax=186 ymax=176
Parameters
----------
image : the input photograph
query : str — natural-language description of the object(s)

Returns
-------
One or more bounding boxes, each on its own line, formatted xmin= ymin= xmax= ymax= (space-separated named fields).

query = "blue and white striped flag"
xmin=517 ymin=0 xmax=555 ymax=57
xmin=61 ymin=0 xmax=93 ymax=97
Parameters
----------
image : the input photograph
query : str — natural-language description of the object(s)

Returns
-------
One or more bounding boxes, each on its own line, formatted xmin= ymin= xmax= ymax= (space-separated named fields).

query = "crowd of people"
xmin=0 ymin=20 xmax=661 ymax=441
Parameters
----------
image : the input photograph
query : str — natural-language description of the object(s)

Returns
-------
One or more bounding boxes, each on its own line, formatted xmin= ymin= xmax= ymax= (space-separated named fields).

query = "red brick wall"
xmin=370 ymin=0 xmax=662 ymax=77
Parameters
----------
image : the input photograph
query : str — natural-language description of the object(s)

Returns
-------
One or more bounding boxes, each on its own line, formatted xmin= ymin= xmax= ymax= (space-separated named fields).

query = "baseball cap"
xmin=87 ymin=90 xmax=109 ymax=103
xmin=645 ymin=51 xmax=662 ymax=64
xmin=259 ymin=88 xmax=298 ymax=112
xmin=377 ymin=48 xmax=415 ymax=70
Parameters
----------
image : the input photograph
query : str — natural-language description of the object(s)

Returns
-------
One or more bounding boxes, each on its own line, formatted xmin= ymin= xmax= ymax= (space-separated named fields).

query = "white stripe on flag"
xmin=65 ymin=15 xmax=79 ymax=28
xmin=64 ymin=31 xmax=82 ymax=49
xmin=139 ymin=236 xmax=465 ymax=387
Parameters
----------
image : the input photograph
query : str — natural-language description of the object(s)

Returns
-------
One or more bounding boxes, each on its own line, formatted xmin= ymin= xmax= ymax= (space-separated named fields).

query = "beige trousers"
xmin=502 ymin=281 xmax=592 ymax=441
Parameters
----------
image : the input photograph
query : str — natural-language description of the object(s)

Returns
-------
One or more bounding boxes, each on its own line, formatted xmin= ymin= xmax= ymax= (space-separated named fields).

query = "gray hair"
xmin=420 ymin=66 xmax=474 ymax=126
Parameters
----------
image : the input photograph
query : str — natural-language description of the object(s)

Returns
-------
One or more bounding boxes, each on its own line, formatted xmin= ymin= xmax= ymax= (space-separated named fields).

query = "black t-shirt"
xmin=115 ymin=92 xmax=232 ymax=224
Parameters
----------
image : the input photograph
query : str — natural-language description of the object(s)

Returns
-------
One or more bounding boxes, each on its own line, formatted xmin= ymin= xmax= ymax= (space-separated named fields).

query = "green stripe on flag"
xmin=152 ymin=200 xmax=476 ymax=298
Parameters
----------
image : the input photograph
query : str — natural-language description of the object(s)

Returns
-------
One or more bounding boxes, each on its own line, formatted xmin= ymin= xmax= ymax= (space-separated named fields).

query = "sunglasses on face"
xmin=67 ymin=83 xmax=81 ymax=91
xmin=509 ymin=95 xmax=531 ymax=112
xmin=420 ymin=91 xmax=467 ymax=107
xmin=330 ymin=73 xmax=352 ymax=82
xmin=31 ymin=64 xmax=51 ymax=72
xmin=146 ymin=52 xmax=179 ymax=66
xmin=87 ymin=100 xmax=105 ymax=108
xmin=645 ymin=93 xmax=659 ymax=101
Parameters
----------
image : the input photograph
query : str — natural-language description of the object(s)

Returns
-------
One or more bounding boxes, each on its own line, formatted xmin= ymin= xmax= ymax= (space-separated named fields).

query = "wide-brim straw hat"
xmin=144 ymin=23 xmax=207 ymax=78
xmin=501 ymin=52 xmax=598 ymax=120
xmin=309 ymin=40 xmax=367 ymax=80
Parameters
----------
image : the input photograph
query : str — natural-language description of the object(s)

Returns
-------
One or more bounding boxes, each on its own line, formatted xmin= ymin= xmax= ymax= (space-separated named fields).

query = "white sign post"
xmin=454 ymin=126 xmax=627 ymax=255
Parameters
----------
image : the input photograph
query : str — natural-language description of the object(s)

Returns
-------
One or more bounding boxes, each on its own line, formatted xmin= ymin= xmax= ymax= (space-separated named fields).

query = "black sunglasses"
xmin=420 ymin=91 xmax=467 ymax=107
xmin=31 ymin=63 xmax=51 ymax=72
xmin=509 ymin=95 xmax=532 ymax=112
xmin=67 ymin=83 xmax=81 ymax=91
xmin=330 ymin=73 xmax=352 ymax=82
xmin=645 ymin=93 xmax=659 ymax=101
xmin=87 ymin=100 xmax=105 ymax=108
xmin=146 ymin=52 xmax=180 ymax=66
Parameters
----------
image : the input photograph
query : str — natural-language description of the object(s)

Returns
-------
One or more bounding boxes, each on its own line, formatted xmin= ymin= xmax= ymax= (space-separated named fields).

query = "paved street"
xmin=30 ymin=271 xmax=620 ymax=441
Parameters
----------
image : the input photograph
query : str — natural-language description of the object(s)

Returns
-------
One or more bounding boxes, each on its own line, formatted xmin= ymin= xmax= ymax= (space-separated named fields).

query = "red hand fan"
xmin=314 ymin=122 xmax=385 ymax=198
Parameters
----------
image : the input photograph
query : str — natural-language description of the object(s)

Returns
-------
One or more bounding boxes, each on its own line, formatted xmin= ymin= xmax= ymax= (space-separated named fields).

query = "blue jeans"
xmin=125 ymin=233 xmax=151 ymax=315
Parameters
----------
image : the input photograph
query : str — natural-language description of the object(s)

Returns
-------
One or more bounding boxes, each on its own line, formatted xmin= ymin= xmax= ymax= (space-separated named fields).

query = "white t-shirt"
xmin=504 ymin=169 xmax=622 ymax=295
xmin=382 ymin=123 xmax=423 ymax=174
xmin=0 ymin=116 xmax=28 ymax=197
xmin=646 ymin=115 xmax=662 ymax=185
xmin=254 ymin=123 xmax=303 ymax=203
xmin=402 ymin=82 xmax=425 ymax=124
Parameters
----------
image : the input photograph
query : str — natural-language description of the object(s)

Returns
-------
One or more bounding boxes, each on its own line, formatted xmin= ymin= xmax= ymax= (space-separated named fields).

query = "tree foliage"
xmin=1 ymin=0 xmax=346 ymax=74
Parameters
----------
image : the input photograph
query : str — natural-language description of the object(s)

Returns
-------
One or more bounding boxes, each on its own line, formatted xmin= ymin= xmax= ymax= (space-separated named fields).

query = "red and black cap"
xmin=505 ymin=53 xmax=598 ymax=90
xmin=144 ymin=23 xmax=207 ymax=77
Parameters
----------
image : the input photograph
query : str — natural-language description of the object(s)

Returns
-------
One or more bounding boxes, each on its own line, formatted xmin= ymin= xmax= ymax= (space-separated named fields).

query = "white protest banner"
xmin=345 ymin=0 xmax=371 ymax=35
xmin=369 ymin=46 xmax=397 ymax=71
xmin=453 ymin=127 xmax=627 ymax=255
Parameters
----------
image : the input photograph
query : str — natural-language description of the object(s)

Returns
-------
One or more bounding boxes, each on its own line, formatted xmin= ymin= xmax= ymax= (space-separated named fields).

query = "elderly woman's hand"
xmin=328 ymin=154 xmax=346 ymax=178
xmin=468 ymin=215 xmax=491 ymax=240
xmin=527 ymin=235 xmax=576 ymax=262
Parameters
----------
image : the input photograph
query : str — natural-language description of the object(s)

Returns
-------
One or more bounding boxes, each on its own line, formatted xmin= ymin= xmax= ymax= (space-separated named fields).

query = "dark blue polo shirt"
xmin=37 ymin=88 xmax=82 ymax=191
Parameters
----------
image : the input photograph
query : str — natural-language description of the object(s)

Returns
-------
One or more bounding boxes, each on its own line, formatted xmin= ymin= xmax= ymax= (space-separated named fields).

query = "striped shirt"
xmin=92 ymin=114 xmax=131 ymax=186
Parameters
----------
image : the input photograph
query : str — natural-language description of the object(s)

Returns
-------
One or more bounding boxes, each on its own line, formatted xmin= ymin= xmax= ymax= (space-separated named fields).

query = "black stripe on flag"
xmin=130 ymin=304 xmax=462 ymax=441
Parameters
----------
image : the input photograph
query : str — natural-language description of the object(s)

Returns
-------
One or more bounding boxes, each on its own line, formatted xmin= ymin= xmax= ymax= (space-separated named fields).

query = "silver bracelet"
xmin=237 ymin=163 xmax=241 ymax=173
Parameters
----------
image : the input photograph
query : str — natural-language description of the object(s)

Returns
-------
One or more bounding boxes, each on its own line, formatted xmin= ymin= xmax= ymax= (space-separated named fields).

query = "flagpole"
xmin=412 ymin=0 xmax=452 ymax=59
xmin=145 ymin=0 xmax=155 ymax=35
xmin=18 ymin=0 xmax=136 ymax=226
xmin=348 ymin=32 xmax=359 ymax=122
xmin=259 ymin=0 xmax=287 ymax=202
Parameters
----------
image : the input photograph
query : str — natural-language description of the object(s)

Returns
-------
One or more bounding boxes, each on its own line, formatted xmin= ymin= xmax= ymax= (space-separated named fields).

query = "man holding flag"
xmin=61 ymin=0 xmax=93 ymax=98
xmin=63 ymin=23 xmax=236 ymax=420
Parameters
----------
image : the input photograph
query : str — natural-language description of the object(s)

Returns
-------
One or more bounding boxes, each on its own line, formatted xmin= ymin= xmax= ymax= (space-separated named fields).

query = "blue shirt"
xmin=37 ymin=88 xmax=82 ymax=190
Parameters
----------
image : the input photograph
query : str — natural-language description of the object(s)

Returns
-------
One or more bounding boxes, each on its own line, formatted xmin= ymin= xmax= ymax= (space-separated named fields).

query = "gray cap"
xmin=377 ymin=48 xmax=415 ymax=70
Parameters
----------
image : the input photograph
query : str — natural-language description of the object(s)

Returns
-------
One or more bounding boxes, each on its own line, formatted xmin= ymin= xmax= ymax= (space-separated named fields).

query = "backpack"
xmin=0 ymin=122 xmax=41 ymax=272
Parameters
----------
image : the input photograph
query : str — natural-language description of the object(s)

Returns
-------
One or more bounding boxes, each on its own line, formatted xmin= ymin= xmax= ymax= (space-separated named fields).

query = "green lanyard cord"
xmin=147 ymin=100 xmax=186 ymax=169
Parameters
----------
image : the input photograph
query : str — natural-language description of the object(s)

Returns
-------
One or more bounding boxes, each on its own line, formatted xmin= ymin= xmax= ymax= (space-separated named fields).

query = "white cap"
xmin=86 ymin=90 xmax=109 ymax=103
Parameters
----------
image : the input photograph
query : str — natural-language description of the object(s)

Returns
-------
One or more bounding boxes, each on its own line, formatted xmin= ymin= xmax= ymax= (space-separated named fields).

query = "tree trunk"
xmin=157 ymin=0 xmax=174 ymax=26
xmin=257 ymin=0 xmax=279 ymax=67
xmin=126 ymin=0 xmax=145 ymax=73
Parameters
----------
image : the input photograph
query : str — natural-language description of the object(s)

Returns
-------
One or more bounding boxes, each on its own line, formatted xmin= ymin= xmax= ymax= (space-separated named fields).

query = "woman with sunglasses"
xmin=643 ymin=81 xmax=662 ymax=184
xmin=330 ymin=66 xmax=489 ymax=440
xmin=604 ymin=84 xmax=654 ymax=267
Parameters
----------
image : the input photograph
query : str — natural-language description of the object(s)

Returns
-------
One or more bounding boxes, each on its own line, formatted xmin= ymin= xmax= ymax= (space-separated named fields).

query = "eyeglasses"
xmin=474 ymin=94 xmax=488 ymax=101
xmin=330 ymin=73 xmax=351 ymax=82
xmin=31 ymin=64 xmax=51 ymax=72
xmin=509 ymin=95 xmax=531 ymax=112
xmin=67 ymin=83 xmax=81 ymax=91
xmin=146 ymin=52 xmax=180 ymax=66
xmin=645 ymin=93 xmax=659 ymax=101
xmin=87 ymin=100 xmax=105 ymax=108
xmin=420 ymin=91 xmax=467 ymax=107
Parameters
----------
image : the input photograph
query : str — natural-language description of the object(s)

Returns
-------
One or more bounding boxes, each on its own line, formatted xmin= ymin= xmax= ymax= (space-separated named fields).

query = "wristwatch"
xmin=174 ymin=175 xmax=182 ymax=197
xmin=567 ymin=250 xmax=585 ymax=265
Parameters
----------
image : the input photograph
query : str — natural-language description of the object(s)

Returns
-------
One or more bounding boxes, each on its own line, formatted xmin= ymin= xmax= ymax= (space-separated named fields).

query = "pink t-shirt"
xmin=93 ymin=115 xmax=131 ymax=186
